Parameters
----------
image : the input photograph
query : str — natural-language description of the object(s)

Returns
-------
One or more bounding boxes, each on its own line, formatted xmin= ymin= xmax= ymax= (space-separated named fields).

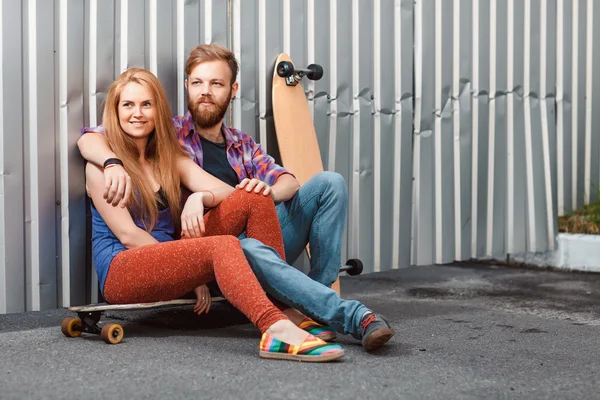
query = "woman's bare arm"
xmin=177 ymin=156 xmax=234 ymax=207
xmin=78 ymin=132 xmax=131 ymax=208
xmin=86 ymin=163 xmax=158 ymax=249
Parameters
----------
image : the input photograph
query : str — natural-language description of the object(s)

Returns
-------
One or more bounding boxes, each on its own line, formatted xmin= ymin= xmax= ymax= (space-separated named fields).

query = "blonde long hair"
xmin=102 ymin=68 xmax=186 ymax=232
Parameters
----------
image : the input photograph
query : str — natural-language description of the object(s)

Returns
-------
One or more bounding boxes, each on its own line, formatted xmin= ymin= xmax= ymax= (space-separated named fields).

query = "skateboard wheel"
xmin=61 ymin=317 xmax=82 ymax=338
xmin=277 ymin=61 xmax=295 ymax=78
xmin=101 ymin=323 xmax=124 ymax=344
xmin=306 ymin=64 xmax=323 ymax=81
xmin=345 ymin=259 xmax=363 ymax=276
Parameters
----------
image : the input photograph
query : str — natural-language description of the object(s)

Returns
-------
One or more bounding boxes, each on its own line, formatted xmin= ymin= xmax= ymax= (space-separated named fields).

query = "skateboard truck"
xmin=61 ymin=311 xmax=125 ymax=344
xmin=339 ymin=259 xmax=363 ymax=276
xmin=277 ymin=61 xmax=323 ymax=86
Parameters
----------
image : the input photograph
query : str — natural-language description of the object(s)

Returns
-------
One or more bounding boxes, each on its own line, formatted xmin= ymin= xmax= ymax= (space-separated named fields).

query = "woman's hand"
xmin=193 ymin=284 xmax=211 ymax=315
xmin=180 ymin=192 xmax=206 ymax=239
xmin=103 ymin=165 xmax=132 ymax=208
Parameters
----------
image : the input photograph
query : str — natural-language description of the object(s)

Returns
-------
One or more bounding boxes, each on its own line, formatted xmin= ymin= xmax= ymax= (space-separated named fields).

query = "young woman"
xmin=88 ymin=68 xmax=343 ymax=362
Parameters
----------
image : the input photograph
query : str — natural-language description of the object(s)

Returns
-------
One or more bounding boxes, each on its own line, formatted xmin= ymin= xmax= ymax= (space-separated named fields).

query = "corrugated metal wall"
xmin=1 ymin=0 xmax=599 ymax=313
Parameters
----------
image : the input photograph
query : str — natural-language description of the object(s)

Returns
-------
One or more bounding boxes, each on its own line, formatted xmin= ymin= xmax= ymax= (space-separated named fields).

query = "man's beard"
xmin=187 ymin=90 xmax=232 ymax=130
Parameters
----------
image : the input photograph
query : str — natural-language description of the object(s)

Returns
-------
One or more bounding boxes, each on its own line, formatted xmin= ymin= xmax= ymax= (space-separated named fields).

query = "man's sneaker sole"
xmin=362 ymin=327 xmax=395 ymax=351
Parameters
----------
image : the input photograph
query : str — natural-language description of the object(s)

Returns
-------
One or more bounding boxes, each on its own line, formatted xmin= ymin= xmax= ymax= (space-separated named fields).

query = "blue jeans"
xmin=241 ymin=238 xmax=369 ymax=338
xmin=240 ymin=172 xmax=369 ymax=338
xmin=276 ymin=171 xmax=348 ymax=286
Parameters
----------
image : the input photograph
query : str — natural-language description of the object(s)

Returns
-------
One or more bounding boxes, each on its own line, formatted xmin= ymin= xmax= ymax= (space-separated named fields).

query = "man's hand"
xmin=236 ymin=178 xmax=272 ymax=197
xmin=193 ymin=284 xmax=211 ymax=315
xmin=180 ymin=192 xmax=206 ymax=239
xmin=103 ymin=165 xmax=132 ymax=208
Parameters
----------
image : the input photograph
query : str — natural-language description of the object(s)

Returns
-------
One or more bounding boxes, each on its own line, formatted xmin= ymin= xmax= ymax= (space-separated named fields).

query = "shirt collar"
xmin=180 ymin=112 xmax=195 ymax=138
xmin=221 ymin=124 xmax=241 ymax=149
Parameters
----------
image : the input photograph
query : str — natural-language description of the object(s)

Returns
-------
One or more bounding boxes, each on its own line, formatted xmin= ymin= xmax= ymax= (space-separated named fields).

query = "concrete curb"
xmin=508 ymin=233 xmax=600 ymax=273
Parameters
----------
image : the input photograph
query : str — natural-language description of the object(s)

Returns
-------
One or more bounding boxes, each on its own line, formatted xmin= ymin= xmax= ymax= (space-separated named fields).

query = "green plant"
xmin=558 ymin=186 xmax=600 ymax=234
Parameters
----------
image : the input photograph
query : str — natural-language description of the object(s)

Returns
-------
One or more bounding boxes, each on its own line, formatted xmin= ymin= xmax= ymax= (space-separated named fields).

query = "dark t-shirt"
xmin=200 ymin=137 xmax=239 ymax=187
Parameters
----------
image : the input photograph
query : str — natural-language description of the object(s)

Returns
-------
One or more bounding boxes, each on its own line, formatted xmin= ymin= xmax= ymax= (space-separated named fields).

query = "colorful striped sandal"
xmin=259 ymin=333 xmax=344 ymax=362
xmin=298 ymin=318 xmax=338 ymax=342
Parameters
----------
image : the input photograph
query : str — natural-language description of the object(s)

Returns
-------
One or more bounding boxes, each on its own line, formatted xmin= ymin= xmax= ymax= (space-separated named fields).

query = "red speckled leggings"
xmin=103 ymin=190 xmax=287 ymax=333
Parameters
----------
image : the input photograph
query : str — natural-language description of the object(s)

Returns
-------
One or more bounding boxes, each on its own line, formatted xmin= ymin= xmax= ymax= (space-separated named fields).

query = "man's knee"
xmin=314 ymin=171 xmax=347 ymax=203
xmin=306 ymin=171 xmax=346 ymax=193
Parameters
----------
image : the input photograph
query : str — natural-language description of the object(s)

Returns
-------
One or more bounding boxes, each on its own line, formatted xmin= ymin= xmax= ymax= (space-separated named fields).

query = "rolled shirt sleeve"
xmin=247 ymin=139 xmax=294 ymax=186
xmin=80 ymin=125 xmax=105 ymax=136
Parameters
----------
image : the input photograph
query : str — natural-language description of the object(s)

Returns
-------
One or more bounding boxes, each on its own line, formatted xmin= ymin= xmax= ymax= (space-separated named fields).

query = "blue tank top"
xmin=91 ymin=194 xmax=176 ymax=295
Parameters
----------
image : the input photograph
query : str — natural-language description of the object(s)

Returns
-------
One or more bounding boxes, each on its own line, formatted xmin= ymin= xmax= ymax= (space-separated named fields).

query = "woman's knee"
xmin=235 ymin=188 xmax=276 ymax=209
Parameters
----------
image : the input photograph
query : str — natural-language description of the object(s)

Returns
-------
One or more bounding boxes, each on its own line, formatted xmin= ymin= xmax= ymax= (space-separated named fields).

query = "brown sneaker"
xmin=360 ymin=313 xmax=395 ymax=351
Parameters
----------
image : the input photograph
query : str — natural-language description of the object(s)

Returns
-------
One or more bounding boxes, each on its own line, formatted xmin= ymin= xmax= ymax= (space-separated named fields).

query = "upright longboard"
xmin=62 ymin=297 xmax=225 ymax=344
xmin=272 ymin=53 xmax=325 ymax=186
xmin=271 ymin=53 xmax=362 ymax=294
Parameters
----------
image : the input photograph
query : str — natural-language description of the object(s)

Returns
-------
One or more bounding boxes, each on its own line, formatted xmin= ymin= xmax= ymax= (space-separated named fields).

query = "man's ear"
xmin=231 ymin=82 xmax=239 ymax=99
xmin=184 ymin=79 xmax=188 ymax=91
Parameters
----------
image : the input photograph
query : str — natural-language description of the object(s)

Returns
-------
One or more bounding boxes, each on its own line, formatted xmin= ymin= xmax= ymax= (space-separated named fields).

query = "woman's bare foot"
xmin=265 ymin=320 xmax=310 ymax=345
xmin=282 ymin=308 xmax=307 ymax=326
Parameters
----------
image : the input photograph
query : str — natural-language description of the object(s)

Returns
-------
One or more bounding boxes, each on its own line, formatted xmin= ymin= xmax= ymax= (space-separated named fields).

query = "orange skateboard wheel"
xmin=101 ymin=323 xmax=124 ymax=344
xmin=61 ymin=317 xmax=82 ymax=338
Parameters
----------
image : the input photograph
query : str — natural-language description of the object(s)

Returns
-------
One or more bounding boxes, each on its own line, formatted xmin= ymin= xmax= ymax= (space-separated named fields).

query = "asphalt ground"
xmin=1 ymin=263 xmax=599 ymax=400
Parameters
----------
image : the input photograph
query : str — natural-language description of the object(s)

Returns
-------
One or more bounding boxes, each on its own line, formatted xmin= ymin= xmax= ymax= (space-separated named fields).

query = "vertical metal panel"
xmin=350 ymin=0 xmax=361 ymax=260
xmin=512 ymin=0 xmax=529 ymax=254
xmin=127 ymin=0 xmax=146 ymax=69
xmin=392 ymin=0 xmax=414 ymax=270
xmin=591 ymin=0 xmax=600 ymax=205
xmin=334 ymin=1 xmax=353 ymax=263
xmin=490 ymin=0 xmax=508 ymax=259
xmin=176 ymin=0 xmax=185 ymax=116
xmin=438 ymin=0 xmax=455 ymax=263
xmin=555 ymin=0 xmax=597 ymax=216
xmin=237 ymin=0 xmax=258 ymax=141
xmin=58 ymin=0 xmax=86 ymax=307
xmin=452 ymin=0 xmax=463 ymax=260
xmin=457 ymin=0 xmax=472 ymax=261
xmin=506 ymin=0 xmax=516 ymax=254
xmin=1 ymin=0 xmax=26 ymax=314
xmin=523 ymin=0 xmax=538 ymax=250
xmin=87 ymin=0 xmax=116 ymax=303
xmin=153 ymin=1 xmax=177 ymax=114
xmin=257 ymin=0 xmax=267 ymax=148
xmin=231 ymin=0 xmax=242 ymax=128
xmin=376 ymin=0 xmax=394 ymax=272
xmin=412 ymin=0 xmax=434 ymax=265
xmin=584 ymin=0 xmax=595 ymax=204
xmin=327 ymin=0 xmax=338 ymax=174
xmin=180 ymin=0 xmax=200 ymax=47
xmin=355 ymin=0 xmax=375 ymax=271
xmin=470 ymin=0 xmax=480 ymax=258
xmin=0 ymin=0 xmax=5 ymax=314
xmin=311 ymin=0 xmax=331 ymax=167
xmin=540 ymin=0 xmax=558 ymax=250
xmin=572 ymin=0 xmax=585 ymax=211
xmin=24 ymin=0 xmax=58 ymax=310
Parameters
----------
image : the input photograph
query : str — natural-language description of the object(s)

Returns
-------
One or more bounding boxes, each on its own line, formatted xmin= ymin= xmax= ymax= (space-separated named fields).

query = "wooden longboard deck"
xmin=69 ymin=297 xmax=225 ymax=313
xmin=272 ymin=53 xmax=324 ymax=185
xmin=272 ymin=53 xmax=341 ymax=294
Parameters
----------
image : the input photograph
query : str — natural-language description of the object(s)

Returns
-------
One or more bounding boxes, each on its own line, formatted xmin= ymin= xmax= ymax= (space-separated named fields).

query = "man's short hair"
xmin=185 ymin=43 xmax=239 ymax=86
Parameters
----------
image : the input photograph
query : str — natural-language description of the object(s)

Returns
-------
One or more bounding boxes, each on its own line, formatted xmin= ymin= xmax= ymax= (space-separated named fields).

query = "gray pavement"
xmin=1 ymin=263 xmax=599 ymax=400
